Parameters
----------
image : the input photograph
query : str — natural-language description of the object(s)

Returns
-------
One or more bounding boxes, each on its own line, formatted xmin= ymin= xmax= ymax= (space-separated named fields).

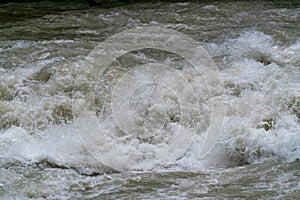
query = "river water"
xmin=0 ymin=0 xmax=300 ymax=199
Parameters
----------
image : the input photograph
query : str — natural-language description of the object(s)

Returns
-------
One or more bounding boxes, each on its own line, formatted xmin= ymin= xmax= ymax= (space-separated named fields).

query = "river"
xmin=0 ymin=0 xmax=300 ymax=199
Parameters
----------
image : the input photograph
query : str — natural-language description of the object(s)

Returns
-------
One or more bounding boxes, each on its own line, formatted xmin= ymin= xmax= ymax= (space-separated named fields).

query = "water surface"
xmin=0 ymin=0 xmax=300 ymax=199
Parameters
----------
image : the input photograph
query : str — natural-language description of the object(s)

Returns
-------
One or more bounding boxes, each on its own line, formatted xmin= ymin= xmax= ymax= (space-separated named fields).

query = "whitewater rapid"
xmin=1 ymin=29 xmax=299 ymax=173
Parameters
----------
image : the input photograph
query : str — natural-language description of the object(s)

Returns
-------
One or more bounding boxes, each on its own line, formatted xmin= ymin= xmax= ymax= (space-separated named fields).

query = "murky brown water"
xmin=0 ymin=0 xmax=299 ymax=199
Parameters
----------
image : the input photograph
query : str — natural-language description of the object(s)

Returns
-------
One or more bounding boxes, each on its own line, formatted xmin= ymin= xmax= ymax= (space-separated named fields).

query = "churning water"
xmin=0 ymin=0 xmax=300 ymax=199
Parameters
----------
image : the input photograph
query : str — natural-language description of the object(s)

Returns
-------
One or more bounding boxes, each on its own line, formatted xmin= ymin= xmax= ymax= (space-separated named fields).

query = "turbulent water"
xmin=0 ymin=0 xmax=300 ymax=199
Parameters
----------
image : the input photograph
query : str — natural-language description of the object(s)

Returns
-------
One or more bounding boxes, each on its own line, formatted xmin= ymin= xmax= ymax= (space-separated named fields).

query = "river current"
xmin=0 ymin=0 xmax=300 ymax=199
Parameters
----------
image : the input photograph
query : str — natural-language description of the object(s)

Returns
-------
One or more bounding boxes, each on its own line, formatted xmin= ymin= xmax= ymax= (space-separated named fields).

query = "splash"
xmin=0 ymin=30 xmax=299 ymax=172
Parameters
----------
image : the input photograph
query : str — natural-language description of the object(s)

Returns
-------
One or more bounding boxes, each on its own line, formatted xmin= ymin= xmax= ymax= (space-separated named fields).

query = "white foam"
xmin=1 ymin=30 xmax=299 ymax=171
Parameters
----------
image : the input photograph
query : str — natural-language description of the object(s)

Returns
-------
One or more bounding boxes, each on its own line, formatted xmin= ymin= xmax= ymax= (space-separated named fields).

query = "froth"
xmin=0 ymin=30 xmax=299 ymax=171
